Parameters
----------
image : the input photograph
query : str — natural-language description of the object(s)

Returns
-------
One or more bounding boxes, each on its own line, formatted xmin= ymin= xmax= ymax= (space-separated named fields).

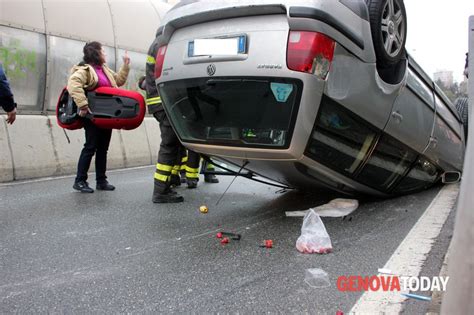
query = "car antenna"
xmin=215 ymin=160 xmax=249 ymax=206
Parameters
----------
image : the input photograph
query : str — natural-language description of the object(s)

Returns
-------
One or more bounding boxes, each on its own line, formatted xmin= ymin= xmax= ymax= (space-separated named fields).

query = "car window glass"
xmin=159 ymin=77 xmax=302 ymax=148
xmin=356 ymin=134 xmax=417 ymax=191
xmin=434 ymin=95 xmax=462 ymax=138
xmin=305 ymin=96 xmax=378 ymax=177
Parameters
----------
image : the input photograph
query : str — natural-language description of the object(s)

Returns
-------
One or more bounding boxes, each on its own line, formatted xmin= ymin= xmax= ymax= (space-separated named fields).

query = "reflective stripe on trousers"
xmin=171 ymin=164 xmax=180 ymax=176
xmin=154 ymin=163 xmax=172 ymax=183
xmin=185 ymin=166 xmax=199 ymax=179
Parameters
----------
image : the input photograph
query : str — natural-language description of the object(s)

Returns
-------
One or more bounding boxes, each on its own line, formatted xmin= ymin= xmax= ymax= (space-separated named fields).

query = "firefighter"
xmin=201 ymin=158 xmax=219 ymax=184
xmin=183 ymin=149 xmax=201 ymax=188
xmin=176 ymin=149 xmax=219 ymax=188
xmin=145 ymin=38 xmax=183 ymax=203
xmin=171 ymin=148 xmax=202 ymax=188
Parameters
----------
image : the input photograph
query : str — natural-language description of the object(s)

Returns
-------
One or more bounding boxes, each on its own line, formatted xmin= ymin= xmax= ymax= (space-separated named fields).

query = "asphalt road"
xmin=0 ymin=166 xmax=451 ymax=313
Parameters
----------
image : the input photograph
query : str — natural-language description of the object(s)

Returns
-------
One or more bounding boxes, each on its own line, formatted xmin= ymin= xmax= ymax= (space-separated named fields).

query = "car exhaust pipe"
xmin=441 ymin=171 xmax=462 ymax=184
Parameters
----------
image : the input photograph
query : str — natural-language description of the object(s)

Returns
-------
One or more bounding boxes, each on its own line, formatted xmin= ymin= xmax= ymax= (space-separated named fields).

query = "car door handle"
xmin=429 ymin=137 xmax=438 ymax=148
xmin=391 ymin=111 xmax=403 ymax=123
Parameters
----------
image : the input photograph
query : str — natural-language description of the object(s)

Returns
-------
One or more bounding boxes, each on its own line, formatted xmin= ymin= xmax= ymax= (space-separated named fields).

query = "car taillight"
xmin=154 ymin=45 xmax=167 ymax=79
xmin=287 ymin=31 xmax=335 ymax=80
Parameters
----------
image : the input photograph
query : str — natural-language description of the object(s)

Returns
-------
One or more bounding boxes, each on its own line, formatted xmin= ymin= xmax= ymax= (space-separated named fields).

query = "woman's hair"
xmin=83 ymin=41 xmax=103 ymax=66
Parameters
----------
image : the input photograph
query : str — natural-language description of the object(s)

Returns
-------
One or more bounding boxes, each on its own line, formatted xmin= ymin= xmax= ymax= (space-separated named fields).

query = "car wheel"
xmin=455 ymin=97 xmax=469 ymax=140
xmin=367 ymin=0 xmax=407 ymax=67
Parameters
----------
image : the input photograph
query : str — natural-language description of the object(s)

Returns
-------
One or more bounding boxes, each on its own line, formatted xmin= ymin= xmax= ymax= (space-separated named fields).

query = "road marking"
xmin=350 ymin=184 xmax=459 ymax=314
xmin=0 ymin=165 xmax=154 ymax=187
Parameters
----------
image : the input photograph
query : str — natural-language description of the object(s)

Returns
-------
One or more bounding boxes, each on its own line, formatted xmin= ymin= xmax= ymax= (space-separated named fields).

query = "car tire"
xmin=367 ymin=0 xmax=407 ymax=67
xmin=455 ymin=97 xmax=469 ymax=140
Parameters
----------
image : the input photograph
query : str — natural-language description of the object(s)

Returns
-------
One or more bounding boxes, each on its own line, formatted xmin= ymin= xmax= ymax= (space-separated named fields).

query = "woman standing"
xmin=68 ymin=41 xmax=130 ymax=193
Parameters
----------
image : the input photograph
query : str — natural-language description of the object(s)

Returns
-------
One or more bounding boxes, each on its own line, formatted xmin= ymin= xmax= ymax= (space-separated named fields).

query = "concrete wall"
xmin=0 ymin=0 xmax=171 ymax=182
xmin=0 ymin=115 xmax=160 ymax=182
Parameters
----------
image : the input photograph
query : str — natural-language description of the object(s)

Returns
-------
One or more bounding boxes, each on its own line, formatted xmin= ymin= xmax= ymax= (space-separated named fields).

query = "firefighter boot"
xmin=204 ymin=174 xmax=219 ymax=183
xmin=187 ymin=178 xmax=198 ymax=189
xmin=180 ymin=171 xmax=187 ymax=183
xmin=152 ymin=185 xmax=184 ymax=203
xmin=169 ymin=174 xmax=181 ymax=187
xmin=202 ymin=160 xmax=219 ymax=183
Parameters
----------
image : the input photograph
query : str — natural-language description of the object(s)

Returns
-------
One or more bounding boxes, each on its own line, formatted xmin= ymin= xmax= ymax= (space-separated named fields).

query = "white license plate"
xmin=189 ymin=36 xmax=246 ymax=57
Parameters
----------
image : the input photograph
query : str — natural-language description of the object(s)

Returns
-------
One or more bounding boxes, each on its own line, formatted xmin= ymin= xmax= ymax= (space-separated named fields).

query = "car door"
xmin=384 ymin=68 xmax=435 ymax=154
xmin=423 ymin=91 xmax=464 ymax=171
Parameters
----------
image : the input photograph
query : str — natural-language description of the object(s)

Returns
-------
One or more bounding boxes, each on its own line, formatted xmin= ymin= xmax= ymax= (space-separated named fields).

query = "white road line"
xmin=0 ymin=165 xmax=154 ymax=187
xmin=350 ymin=184 xmax=459 ymax=314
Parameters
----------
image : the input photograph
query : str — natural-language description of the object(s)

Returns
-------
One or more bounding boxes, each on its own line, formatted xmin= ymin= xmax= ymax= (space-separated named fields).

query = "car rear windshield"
xmin=158 ymin=77 xmax=302 ymax=148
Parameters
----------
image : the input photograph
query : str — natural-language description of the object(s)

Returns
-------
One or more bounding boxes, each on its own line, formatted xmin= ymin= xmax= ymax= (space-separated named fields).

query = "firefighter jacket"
xmin=145 ymin=38 xmax=163 ymax=115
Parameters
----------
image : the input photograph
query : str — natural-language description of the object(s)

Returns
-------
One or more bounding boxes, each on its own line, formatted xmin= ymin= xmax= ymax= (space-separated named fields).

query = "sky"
xmin=404 ymin=0 xmax=474 ymax=83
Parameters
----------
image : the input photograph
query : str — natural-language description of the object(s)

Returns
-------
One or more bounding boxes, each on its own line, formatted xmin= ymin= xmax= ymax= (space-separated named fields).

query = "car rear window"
xmin=159 ymin=77 xmax=302 ymax=148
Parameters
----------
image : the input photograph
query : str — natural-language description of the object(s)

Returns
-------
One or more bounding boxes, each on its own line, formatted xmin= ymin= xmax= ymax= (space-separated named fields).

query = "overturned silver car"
xmin=152 ymin=0 xmax=466 ymax=196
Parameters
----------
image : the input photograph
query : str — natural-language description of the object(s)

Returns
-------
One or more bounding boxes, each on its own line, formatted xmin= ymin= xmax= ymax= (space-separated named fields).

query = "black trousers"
xmin=183 ymin=149 xmax=200 ymax=180
xmin=75 ymin=119 xmax=112 ymax=183
xmin=154 ymin=110 xmax=181 ymax=193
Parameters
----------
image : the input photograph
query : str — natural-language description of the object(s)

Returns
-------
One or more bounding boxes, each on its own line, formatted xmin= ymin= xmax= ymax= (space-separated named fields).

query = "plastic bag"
xmin=296 ymin=209 xmax=332 ymax=254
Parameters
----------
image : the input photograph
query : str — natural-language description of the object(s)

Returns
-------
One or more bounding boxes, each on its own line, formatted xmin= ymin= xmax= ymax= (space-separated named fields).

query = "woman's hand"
xmin=78 ymin=106 xmax=91 ymax=117
xmin=122 ymin=51 xmax=130 ymax=66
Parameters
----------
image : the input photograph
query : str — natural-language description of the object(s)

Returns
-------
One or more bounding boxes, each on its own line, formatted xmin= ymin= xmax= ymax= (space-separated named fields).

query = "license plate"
xmin=188 ymin=35 xmax=246 ymax=57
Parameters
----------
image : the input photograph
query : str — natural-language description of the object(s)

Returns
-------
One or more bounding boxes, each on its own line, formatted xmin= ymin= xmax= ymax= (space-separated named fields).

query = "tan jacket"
xmin=67 ymin=63 xmax=130 ymax=108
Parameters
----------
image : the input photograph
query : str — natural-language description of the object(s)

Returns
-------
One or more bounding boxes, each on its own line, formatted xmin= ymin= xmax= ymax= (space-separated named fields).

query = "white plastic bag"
xmin=296 ymin=209 xmax=332 ymax=254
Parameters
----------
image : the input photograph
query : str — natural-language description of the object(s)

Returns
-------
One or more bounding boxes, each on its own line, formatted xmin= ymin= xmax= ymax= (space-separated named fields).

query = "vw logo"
xmin=207 ymin=64 xmax=216 ymax=76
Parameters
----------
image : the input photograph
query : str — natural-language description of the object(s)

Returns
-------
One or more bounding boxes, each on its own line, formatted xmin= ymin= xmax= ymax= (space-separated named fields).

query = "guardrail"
xmin=0 ymin=116 xmax=159 ymax=182
xmin=441 ymin=15 xmax=474 ymax=314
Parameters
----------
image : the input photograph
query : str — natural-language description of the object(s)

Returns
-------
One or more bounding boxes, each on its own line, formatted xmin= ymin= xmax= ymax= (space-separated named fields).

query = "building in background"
xmin=433 ymin=69 xmax=468 ymax=102
xmin=434 ymin=70 xmax=454 ymax=87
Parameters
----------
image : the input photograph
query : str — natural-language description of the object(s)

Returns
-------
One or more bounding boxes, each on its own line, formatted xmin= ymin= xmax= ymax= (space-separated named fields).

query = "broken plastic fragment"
xmin=286 ymin=198 xmax=358 ymax=217
xmin=304 ymin=268 xmax=331 ymax=288
xmin=221 ymin=237 xmax=229 ymax=244
xmin=259 ymin=239 xmax=273 ymax=248
xmin=378 ymin=268 xmax=393 ymax=275
xmin=401 ymin=293 xmax=432 ymax=301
